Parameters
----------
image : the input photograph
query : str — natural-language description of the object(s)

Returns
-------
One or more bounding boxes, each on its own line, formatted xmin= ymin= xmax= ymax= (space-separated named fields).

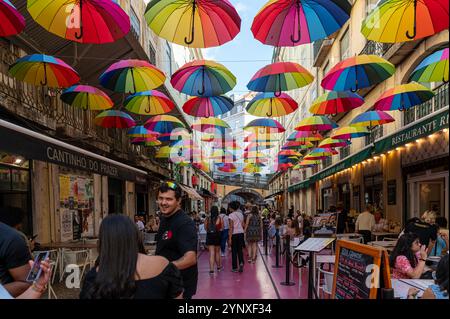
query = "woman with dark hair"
xmin=204 ymin=206 xmax=223 ymax=274
xmin=80 ymin=214 xmax=183 ymax=299
xmin=244 ymin=206 xmax=262 ymax=263
xmin=390 ymin=232 xmax=428 ymax=279
xmin=219 ymin=207 xmax=229 ymax=257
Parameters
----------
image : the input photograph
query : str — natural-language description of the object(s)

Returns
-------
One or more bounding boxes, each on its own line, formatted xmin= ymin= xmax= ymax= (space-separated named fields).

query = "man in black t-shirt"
xmin=0 ymin=221 xmax=32 ymax=297
xmin=155 ymin=182 xmax=198 ymax=299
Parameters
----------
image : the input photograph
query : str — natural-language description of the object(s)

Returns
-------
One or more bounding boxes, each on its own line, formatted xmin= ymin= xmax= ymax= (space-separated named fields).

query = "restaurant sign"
xmin=374 ymin=108 xmax=449 ymax=154
xmin=288 ymin=179 xmax=310 ymax=193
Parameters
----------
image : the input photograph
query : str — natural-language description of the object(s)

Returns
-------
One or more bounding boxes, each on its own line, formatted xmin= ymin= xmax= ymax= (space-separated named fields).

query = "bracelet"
xmin=419 ymin=258 xmax=427 ymax=262
xmin=31 ymin=282 xmax=47 ymax=293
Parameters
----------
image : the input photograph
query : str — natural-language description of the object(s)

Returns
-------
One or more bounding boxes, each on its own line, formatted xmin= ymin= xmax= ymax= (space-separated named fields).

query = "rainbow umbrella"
xmin=287 ymin=131 xmax=323 ymax=142
xmin=213 ymin=139 xmax=241 ymax=150
xmin=27 ymin=0 xmax=130 ymax=44
xmin=125 ymin=90 xmax=174 ymax=115
xmin=99 ymin=60 xmax=165 ymax=94
xmin=158 ymin=129 xmax=191 ymax=142
xmin=304 ymin=149 xmax=333 ymax=160
xmin=217 ymin=163 xmax=237 ymax=173
xmin=321 ymin=55 xmax=395 ymax=92
xmin=246 ymin=92 xmax=298 ymax=117
xmin=295 ymin=116 xmax=338 ymax=132
xmin=409 ymin=48 xmax=449 ymax=83
xmin=279 ymin=149 xmax=301 ymax=157
xmin=183 ymin=96 xmax=234 ymax=118
xmin=244 ymin=158 xmax=268 ymax=164
xmin=9 ymin=54 xmax=80 ymax=88
xmin=131 ymin=137 xmax=159 ymax=145
xmin=243 ymin=163 xmax=262 ymax=173
xmin=191 ymin=117 xmax=230 ymax=132
xmin=171 ymin=60 xmax=236 ymax=96
xmin=156 ymin=146 xmax=171 ymax=159
xmin=145 ymin=0 xmax=241 ymax=48
xmin=309 ymin=91 xmax=364 ymax=115
xmin=245 ymin=142 xmax=276 ymax=151
xmin=294 ymin=159 xmax=321 ymax=169
xmin=373 ymin=82 xmax=435 ymax=111
xmin=0 ymin=0 xmax=25 ymax=37
xmin=144 ymin=140 xmax=162 ymax=147
xmin=94 ymin=110 xmax=135 ymax=128
xmin=331 ymin=126 xmax=369 ymax=140
xmin=244 ymin=133 xmax=278 ymax=142
xmin=244 ymin=151 xmax=267 ymax=159
xmin=252 ymin=0 xmax=352 ymax=47
xmin=193 ymin=161 xmax=210 ymax=173
xmin=144 ymin=115 xmax=185 ymax=134
xmin=127 ymin=126 xmax=160 ymax=138
xmin=210 ymin=149 xmax=237 ymax=162
xmin=277 ymin=163 xmax=293 ymax=171
xmin=282 ymin=141 xmax=314 ymax=149
xmin=349 ymin=111 xmax=395 ymax=129
xmin=244 ymin=118 xmax=285 ymax=133
xmin=201 ymin=134 xmax=215 ymax=142
xmin=247 ymin=62 xmax=314 ymax=95
xmin=61 ymin=85 xmax=113 ymax=110
xmin=318 ymin=138 xmax=349 ymax=149
xmin=361 ymin=0 xmax=449 ymax=43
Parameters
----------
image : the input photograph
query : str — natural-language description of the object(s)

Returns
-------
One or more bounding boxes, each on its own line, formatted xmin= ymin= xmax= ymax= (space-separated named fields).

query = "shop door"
xmin=108 ymin=178 xmax=124 ymax=214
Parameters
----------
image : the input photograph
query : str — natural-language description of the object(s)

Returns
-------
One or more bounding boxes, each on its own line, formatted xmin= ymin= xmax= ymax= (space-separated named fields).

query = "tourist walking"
xmin=228 ymin=201 xmax=245 ymax=273
xmin=244 ymin=206 xmax=262 ymax=263
xmin=204 ymin=206 xmax=223 ymax=274
xmin=219 ymin=207 xmax=229 ymax=257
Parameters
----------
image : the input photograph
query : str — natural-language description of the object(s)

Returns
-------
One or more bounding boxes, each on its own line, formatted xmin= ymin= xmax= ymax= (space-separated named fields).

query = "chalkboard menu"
xmin=332 ymin=240 xmax=391 ymax=299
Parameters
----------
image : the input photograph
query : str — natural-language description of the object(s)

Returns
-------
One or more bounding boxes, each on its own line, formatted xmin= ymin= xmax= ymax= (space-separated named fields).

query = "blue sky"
xmin=203 ymin=0 xmax=274 ymax=96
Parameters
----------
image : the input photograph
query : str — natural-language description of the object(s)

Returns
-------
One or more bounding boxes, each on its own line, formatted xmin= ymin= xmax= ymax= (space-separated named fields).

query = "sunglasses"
xmin=165 ymin=181 xmax=178 ymax=190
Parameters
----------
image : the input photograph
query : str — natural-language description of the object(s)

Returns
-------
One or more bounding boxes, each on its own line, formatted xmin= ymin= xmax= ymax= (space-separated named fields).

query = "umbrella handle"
xmin=184 ymin=1 xmax=196 ymax=45
xmin=40 ymin=63 xmax=48 ymax=86
xmin=406 ymin=0 xmax=417 ymax=39
xmin=75 ymin=0 xmax=83 ymax=40
xmin=266 ymin=99 xmax=273 ymax=117
xmin=290 ymin=1 xmax=302 ymax=44
xmin=274 ymin=91 xmax=282 ymax=97
xmin=197 ymin=86 xmax=205 ymax=95
xmin=350 ymin=83 xmax=358 ymax=93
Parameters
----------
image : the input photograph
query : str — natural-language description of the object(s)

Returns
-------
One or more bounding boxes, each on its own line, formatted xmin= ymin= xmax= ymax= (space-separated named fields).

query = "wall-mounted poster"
xmin=60 ymin=208 xmax=73 ymax=242
xmin=59 ymin=175 xmax=70 ymax=207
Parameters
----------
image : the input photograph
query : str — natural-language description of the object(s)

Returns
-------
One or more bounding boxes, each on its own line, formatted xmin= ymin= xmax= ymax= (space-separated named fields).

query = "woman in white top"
xmin=228 ymin=201 xmax=245 ymax=273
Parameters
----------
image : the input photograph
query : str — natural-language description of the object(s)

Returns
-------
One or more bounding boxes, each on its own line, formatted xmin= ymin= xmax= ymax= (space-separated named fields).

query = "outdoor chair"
xmin=317 ymin=268 xmax=334 ymax=299
xmin=61 ymin=249 xmax=90 ymax=282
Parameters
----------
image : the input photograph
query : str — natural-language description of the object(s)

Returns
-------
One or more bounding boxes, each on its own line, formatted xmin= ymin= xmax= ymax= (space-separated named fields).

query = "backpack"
xmin=215 ymin=216 xmax=224 ymax=232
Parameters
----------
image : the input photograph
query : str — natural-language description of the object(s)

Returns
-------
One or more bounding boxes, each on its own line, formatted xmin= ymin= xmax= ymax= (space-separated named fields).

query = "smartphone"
xmin=26 ymin=251 xmax=49 ymax=282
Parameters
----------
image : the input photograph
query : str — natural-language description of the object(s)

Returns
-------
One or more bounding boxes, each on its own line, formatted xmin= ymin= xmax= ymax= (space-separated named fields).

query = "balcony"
xmin=313 ymin=38 xmax=334 ymax=67
xmin=360 ymin=40 xmax=393 ymax=57
xmin=212 ymin=172 xmax=269 ymax=190
xmin=360 ymin=39 xmax=421 ymax=66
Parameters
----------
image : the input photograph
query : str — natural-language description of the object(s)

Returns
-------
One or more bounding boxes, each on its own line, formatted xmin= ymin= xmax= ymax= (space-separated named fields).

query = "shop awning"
xmin=374 ymin=107 xmax=449 ymax=155
xmin=288 ymin=179 xmax=310 ymax=193
xmin=199 ymin=188 xmax=217 ymax=198
xmin=265 ymin=190 xmax=283 ymax=199
xmin=179 ymin=184 xmax=203 ymax=200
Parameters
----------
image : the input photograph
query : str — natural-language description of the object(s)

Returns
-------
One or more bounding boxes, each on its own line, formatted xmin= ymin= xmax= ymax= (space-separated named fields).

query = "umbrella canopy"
xmin=244 ymin=151 xmax=267 ymax=158
xmin=0 ymin=0 xmax=25 ymax=37
xmin=244 ymin=118 xmax=285 ymax=133
xmin=409 ymin=48 xmax=449 ymax=83
xmin=94 ymin=110 xmax=135 ymax=128
xmin=144 ymin=115 xmax=185 ymax=133
xmin=318 ymin=138 xmax=349 ymax=149
xmin=282 ymin=141 xmax=314 ymax=150
xmin=245 ymin=142 xmax=276 ymax=151
xmin=210 ymin=149 xmax=237 ymax=162
xmin=192 ymin=161 xmax=210 ymax=173
xmin=124 ymin=90 xmax=174 ymax=115
xmin=244 ymin=133 xmax=278 ymax=142
xmin=277 ymin=162 xmax=294 ymax=171
xmin=61 ymin=85 xmax=113 ymax=110
xmin=294 ymin=159 xmax=321 ymax=169
xmin=9 ymin=54 xmax=80 ymax=88
xmin=287 ymin=131 xmax=323 ymax=142
xmin=217 ymin=163 xmax=237 ymax=173
xmin=127 ymin=126 xmax=160 ymax=138
xmin=158 ymin=129 xmax=191 ymax=142
xmin=155 ymin=146 xmax=171 ymax=159
xmin=191 ymin=117 xmax=230 ymax=132
xmin=349 ymin=110 xmax=395 ymax=128
xmin=130 ymin=137 xmax=159 ymax=145
xmin=171 ymin=60 xmax=236 ymax=96
xmin=294 ymin=115 xmax=338 ymax=132
xmin=243 ymin=163 xmax=262 ymax=173
xmin=309 ymin=91 xmax=364 ymax=115
xmin=374 ymin=82 xmax=435 ymax=111
xmin=361 ymin=0 xmax=449 ymax=43
xmin=99 ymin=59 xmax=165 ymax=94
xmin=279 ymin=149 xmax=301 ymax=157
xmin=183 ymin=96 xmax=234 ymax=118
xmin=321 ymin=55 xmax=395 ymax=92
xmin=201 ymin=133 xmax=215 ymax=142
xmin=145 ymin=0 xmax=241 ymax=48
xmin=27 ymin=0 xmax=130 ymax=44
xmin=246 ymin=92 xmax=298 ymax=117
xmin=331 ymin=126 xmax=369 ymax=140
xmin=247 ymin=62 xmax=314 ymax=95
xmin=252 ymin=0 xmax=352 ymax=47
xmin=244 ymin=158 xmax=268 ymax=164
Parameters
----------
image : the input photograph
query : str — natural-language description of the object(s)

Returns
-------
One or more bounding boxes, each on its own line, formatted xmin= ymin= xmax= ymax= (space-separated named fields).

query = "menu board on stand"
xmin=331 ymin=240 xmax=391 ymax=299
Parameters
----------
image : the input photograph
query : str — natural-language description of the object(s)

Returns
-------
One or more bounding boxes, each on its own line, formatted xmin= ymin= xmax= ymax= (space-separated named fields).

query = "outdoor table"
xmin=368 ymin=240 xmax=397 ymax=252
xmin=391 ymin=279 xmax=434 ymax=299
xmin=336 ymin=233 xmax=361 ymax=238
xmin=372 ymin=232 xmax=399 ymax=241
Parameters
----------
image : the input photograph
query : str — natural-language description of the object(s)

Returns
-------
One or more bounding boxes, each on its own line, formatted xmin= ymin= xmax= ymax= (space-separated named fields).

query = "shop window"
xmin=364 ymin=174 xmax=383 ymax=210
xmin=323 ymin=156 xmax=332 ymax=168
xmin=340 ymin=28 xmax=350 ymax=61
xmin=365 ymin=125 xmax=383 ymax=145
xmin=340 ymin=145 xmax=350 ymax=160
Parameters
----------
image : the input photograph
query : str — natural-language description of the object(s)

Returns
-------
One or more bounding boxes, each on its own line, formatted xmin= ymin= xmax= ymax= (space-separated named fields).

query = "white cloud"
xmin=234 ymin=2 xmax=248 ymax=13
xmin=203 ymin=48 xmax=219 ymax=61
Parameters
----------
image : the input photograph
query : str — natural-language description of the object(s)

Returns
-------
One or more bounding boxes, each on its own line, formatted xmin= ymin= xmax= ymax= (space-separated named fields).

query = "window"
xmin=340 ymin=145 xmax=350 ymax=160
xmin=148 ymin=42 xmax=156 ymax=65
xmin=323 ymin=157 xmax=332 ymax=168
xmin=130 ymin=7 xmax=140 ymax=38
xmin=365 ymin=125 xmax=384 ymax=145
xmin=340 ymin=28 xmax=350 ymax=61
xmin=164 ymin=41 xmax=172 ymax=75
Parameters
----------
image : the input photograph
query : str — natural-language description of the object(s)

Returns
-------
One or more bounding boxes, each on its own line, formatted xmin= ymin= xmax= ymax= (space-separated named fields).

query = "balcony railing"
xmin=360 ymin=40 xmax=393 ymax=57
xmin=404 ymin=83 xmax=449 ymax=125
xmin=313 ymin=38 xmax=334 ymax=67
xmin=365 ymin=125 xmax=384 ymax=145
xmin=212 ymin=172 xmax=269 ymax=189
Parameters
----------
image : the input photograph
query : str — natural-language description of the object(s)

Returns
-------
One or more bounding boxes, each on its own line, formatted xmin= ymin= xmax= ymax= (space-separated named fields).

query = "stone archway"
xmin=222 ymin=188 xmax=265 ymax=206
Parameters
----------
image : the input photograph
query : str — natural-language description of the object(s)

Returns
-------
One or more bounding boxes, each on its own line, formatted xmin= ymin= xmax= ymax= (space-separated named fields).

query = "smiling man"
xmin=155 ymin=181 xmax=198 ymax=299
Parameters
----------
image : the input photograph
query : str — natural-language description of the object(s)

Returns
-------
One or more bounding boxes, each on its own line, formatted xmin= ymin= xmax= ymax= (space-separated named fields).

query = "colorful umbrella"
xmin=217 ymin=163 xmax=237 ymax=173
xmin=252 ymin=0 xmax=352 ymax=47
xmin=27 ymin=0 xmax=130 ymax=44
xmin=409 ymin=48 xmax=449 ymax=83
xmin=145 ymin=0 xmax=241 ymax=48
xmin=99 ymin=59 xmax=165 ymax=94
xmin=244 ymin=118 xmax=285 ymax=133
xmin=349 ymin=111 xmax=395 ymax=129
xmin=277 ymin=163 xmax=294 ymax=171
xmin=309 ymin=91 xmax=364 ymax=115
xmin=244 ymin=151 xmax=267 ymax=158
xmin=60 ymin=85 xmax=113 ymax=110
xmin=130 ymin=137 xmax=159 ymax=145
xmin=321 ymin=55 xmax=395 ymax=92
xmin=245 ymin=142 xmax=276 ymax=152
xmin=287 ymin=131 xmax=323 ymax=142
xmin=282 ymin=141 xmax=314 ymax=149
xmin=373 ymin=82 xmax=435 ymax=111
xmin=304 ymin=150 xmax=333 ymax=160
xmin=0 ymin=0 xmax=25 ymax=37
xmin=201 ymin=134 xmax=215 ymax=142
xmin=155 ymin=146 xmax=171 ymax=159
xmin=331 ymin=126 xmax=369 ymax=140
xmin=183 ymin=96 xmax=234 ymax=118
xmin=244 ymin=133 xmax=278 ymax=142
xmin=191 ymin=117 xmax=230 ymax=132
xmin=318 ymin=138 xmax=349 ymax=149
xmin=171 ymin=60 xmax=236 ymax=96
xmin=9 ymin=54 xmax=80 ymax=88
xmin=279 ymin=149 xmax=301 ymax=157
xmin=247 ymin=62 xmax=314 ymax=95
xmin=127 ymin=126 xmax=160 ymax=138
xmin=361 ymin=0 xmax=449 ymax=43
xmin=294 ymin=116 xmax=338 ymax=132
xmin=144 ymin=115 xmax=185 ymax=133
xmin=243 ymin=163 xmax=262 ymax=173
xmin=144 ymin=140 xmax=162 ymax=147
xmin=295 ymin=159 xmax=322 ymax=167
xmin=124 ymin=90 xmax=174 ymax=115
xmin=246 ymin=92 xmax=298 ymax=117
xmin=157 ymin=129 xmax=191 ymax=142
xmin=210 ymin=149 xmax=236 ymax=162
xmin=94 ymin=110 xmax=135 ymax=128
